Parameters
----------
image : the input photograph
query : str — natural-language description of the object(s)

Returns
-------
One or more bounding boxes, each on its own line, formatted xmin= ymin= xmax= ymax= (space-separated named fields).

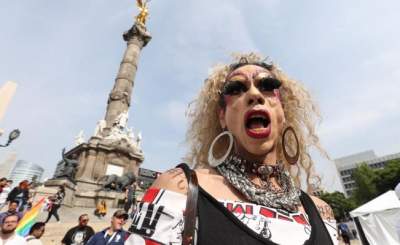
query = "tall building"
xmin=8 ymin=160 xmax=44 ymax=187
xmin=335 ymin=150 xmax=400 ymax=197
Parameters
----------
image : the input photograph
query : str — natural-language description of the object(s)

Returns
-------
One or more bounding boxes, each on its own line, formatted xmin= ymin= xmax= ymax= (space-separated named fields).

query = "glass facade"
xmin=8 ymin=160 xmax=44 ymax=187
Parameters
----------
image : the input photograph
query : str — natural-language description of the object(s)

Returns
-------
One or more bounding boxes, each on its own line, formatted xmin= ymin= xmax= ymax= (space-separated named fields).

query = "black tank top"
xmin=178 ymin=164 xmax=334 ymax=245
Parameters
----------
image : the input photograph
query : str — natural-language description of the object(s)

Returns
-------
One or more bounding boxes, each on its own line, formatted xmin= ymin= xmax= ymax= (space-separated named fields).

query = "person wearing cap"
xmin=86 ymin=210 xmax=129 ymax=245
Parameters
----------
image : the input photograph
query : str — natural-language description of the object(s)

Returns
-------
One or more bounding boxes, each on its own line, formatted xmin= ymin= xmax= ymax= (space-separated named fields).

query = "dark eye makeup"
xmin=221 ymin=77 xmax=281 ymax=97
xmin=257 ymin=77 xmax=282 ymax=92
xmin=221 ymin=80 xmax=248 ymax=95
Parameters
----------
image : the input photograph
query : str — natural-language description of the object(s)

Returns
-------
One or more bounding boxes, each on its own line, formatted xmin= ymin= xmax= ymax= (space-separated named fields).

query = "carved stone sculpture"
xmin=75 ymin=130 xmax=85 ymax=145
xmin=94 ymin=119 xmax=106 ymax=137
xmin=136 ymin=132 xmax=142 ymax=149
xmin=114 ymin=111 xmax=129 ymax=129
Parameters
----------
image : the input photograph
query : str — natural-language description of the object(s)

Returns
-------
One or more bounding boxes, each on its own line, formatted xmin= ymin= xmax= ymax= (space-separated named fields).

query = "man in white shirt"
xmin=0 ymin=213 xmax=27 ymax=245
xmin=25 ymin=222 xmax=45 ymax=245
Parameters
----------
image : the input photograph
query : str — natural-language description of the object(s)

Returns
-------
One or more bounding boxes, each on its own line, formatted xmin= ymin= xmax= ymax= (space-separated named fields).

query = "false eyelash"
xmin=258 ymin=78 xmax=281 ymax=91
xmin=222 ymin=81 xmax=248 ymax=95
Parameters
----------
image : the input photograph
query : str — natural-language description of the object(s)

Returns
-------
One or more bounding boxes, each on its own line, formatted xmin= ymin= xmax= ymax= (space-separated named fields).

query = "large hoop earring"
xmin=282 ymin=126 xmax=300 ymax=165
xmin=208 ymin=131 xmax=234 ymax=167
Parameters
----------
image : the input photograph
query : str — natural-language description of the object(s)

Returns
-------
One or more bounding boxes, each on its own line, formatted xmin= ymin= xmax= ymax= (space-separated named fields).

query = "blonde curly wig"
xmin=185 ymin=53 xmax=327 ymax=192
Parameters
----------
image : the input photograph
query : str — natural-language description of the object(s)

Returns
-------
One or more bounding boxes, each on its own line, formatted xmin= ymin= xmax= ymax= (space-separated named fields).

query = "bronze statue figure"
xmin=136 ymin=0 xmax=149 ymax=26
xmin=98 ymin=171 xmax=136 ymax=192
xmin=54 ymin=148 xmax=79 ymax=181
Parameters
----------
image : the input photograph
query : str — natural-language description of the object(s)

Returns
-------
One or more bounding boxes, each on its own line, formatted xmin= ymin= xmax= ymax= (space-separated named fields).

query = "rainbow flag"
xmin=16 ymin=197 xmax=45 ymax=237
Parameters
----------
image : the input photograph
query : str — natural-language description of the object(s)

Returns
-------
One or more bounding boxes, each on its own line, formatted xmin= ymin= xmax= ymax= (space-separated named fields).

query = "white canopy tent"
xmin=350 ymin=190 xmax=400 ymax=245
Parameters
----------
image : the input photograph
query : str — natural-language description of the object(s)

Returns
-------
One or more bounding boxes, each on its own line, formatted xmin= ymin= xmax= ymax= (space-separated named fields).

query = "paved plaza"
xmin=37 ymin=206 xmax=130 ymax=244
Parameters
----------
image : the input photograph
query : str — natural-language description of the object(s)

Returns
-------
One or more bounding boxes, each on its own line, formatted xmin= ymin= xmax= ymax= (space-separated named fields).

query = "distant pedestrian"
xmin=0 ymin=213 xmax=26 ymax=244
xmin=45 ymin=185 xmax=65 ymax=223
xmin=0 ymin=178 xmax=7 ymax=194
xmin=25 ymin=222 xmax=46 ymax=245
xmin=0 ymin=180 xmax=13 ymax=211
xmin=86 ymin=210 xmax=129 ymax=245
xmin=338 ymin=222 xmax=351 ymax=245
xmin=0 ymin=200 xmax=23 ymax=225
xmin=351 ymin=229 xmax=357 ymax=239
xmin=123 ymin=183 xmax=137 ymax=215
xmin=94 ymin=200 xmax=107 ymax=219
xmin=7 ymin=180 xmax=30 ymax=212
xmin=61 ymin=214 xmax=95 ymax=245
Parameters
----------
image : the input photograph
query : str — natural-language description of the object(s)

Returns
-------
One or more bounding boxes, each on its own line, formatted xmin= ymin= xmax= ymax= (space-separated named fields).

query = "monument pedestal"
xmin=43 ymin=178 xmax=76 ymax=207
xmin=45 ymin=138 xmax=142 ymax=208
xmin=42 ymin=177 xmax=128 ymax=208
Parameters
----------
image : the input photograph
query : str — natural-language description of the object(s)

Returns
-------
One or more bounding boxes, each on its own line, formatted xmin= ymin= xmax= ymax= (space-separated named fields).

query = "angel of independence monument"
xmin=44 ymin=3 xmax=151 ymax=208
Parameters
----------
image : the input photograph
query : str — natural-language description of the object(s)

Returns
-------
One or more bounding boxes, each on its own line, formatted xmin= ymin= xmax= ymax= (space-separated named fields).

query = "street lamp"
xmin=0 ymin=129 xmax=21 ymax=147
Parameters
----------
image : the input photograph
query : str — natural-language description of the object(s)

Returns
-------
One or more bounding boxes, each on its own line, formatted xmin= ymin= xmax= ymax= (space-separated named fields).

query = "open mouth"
xmin=244 ymin=109 xmax=271 ymax=139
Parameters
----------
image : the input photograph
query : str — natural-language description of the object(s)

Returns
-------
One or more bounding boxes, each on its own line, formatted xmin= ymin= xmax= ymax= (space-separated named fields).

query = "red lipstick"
xmin=244 ymin=109 xmax=271 ymax=139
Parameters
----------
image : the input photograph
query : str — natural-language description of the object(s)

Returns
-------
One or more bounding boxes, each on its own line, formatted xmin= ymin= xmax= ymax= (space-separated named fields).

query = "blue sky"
xmin=1 ymin=0 xmax=399 ymax=192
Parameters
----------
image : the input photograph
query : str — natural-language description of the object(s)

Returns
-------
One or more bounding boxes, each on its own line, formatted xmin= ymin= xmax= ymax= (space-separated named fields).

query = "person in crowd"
xmin=0 ymin=200 xmax=23 ymax=224
xmin=86 ymin=210 xmax=129 ymax=245
xmin=62 ymin=214 xmax=95 ymax=245
xmin=0 ymin=178 xmax=7 ymax=194
xmin=25 ymin=222 xmax=46 ymax=245
xmin=351 ymin=229 xmax=357 ymax=239
xmin=127 ymin=53 xmax=337 ymax=245
xmin=338 ymin=222 xmax=351 ymax=245
xmin=42 ymin=196 xmax=53 ymax=213
xmin=6 ymin=180 xmax=30 ymax=212
xmin=0 ymin=213 xmax=26 ymax=244
xmin=0 ymin=180 xmax=13 ymax=211
xmin=94 ymin=200 xmax=107 ymax=219
xmin=123 ymin=183 xmax=137 ymax=215
xmin=45 ymin=185 xmax=65 ymax=223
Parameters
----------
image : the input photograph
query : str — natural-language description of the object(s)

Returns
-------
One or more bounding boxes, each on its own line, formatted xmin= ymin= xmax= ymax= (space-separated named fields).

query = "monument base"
xmin=42 ymin=178 xmax=76 ymax=207
xmin=40 ymin=177 xmax=127 ymax=208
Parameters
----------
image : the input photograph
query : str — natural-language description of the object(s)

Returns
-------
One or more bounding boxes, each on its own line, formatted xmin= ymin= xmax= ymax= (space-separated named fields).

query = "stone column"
xmin=103 ymin=23 xmax=152 ymax=132
xmin=79 ymin=149 xmax=98 ymax=181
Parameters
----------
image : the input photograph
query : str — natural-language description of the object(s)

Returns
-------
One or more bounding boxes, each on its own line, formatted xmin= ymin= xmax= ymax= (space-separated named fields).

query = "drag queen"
xmin=127 ymin=53 xmax=338 ymax=245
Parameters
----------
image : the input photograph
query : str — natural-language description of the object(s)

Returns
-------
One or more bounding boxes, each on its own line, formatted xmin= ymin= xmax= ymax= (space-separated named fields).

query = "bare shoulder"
xmin=150 ymin=168 xmax=188 ymax=195
xmin=310 ymin=196 xmax=335 ymax=221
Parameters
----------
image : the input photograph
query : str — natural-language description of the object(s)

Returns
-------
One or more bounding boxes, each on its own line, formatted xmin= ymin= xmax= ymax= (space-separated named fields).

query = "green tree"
xmin=375 ymin=159 xmax=400 ymax=195
xmin=352 ymin=163 xmax=378 ymax=205
xmin=319 ymin=191 xmax=356 ymax=221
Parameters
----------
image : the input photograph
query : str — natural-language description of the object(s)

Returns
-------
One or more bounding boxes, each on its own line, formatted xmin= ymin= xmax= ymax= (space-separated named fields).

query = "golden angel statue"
xmin=136 ymin=0 xmax=149 ymax=25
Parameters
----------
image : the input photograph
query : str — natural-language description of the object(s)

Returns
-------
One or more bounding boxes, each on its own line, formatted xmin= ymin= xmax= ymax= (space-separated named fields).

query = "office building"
xmin=335 ymin=150 xmax=400 ymax=197
xmin=8 ymin=160 xmax=44 ymax=187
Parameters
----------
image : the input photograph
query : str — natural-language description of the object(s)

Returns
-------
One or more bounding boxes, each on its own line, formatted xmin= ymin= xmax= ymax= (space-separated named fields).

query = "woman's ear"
xmin=219 ymin=108 xmax=226 ymax=129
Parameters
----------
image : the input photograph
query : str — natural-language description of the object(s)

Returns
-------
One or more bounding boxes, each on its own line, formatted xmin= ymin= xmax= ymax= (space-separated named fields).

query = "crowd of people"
xmin=0 ymin=177 xmax=42 ymax=244
xmin=0 ymin=178 xmax=137 ymax=244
